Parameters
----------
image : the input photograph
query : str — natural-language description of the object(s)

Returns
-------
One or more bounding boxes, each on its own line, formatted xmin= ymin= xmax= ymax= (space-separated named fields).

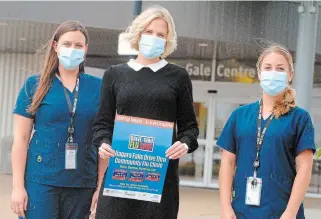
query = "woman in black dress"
xmin=91 ymin=6 xmax=199 ymax=219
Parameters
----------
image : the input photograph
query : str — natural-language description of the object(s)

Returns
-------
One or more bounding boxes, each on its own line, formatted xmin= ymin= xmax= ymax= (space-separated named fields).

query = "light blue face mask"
xmin=138 ymin=34 xmax=166 ymax=59
xmin=58 ymin=47 xmax=85 ymax=70
xmin=260 ymin=71 xmax=288 ymax=96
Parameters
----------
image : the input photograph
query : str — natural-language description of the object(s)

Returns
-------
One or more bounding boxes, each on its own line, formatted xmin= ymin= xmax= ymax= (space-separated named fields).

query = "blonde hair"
xmin=256 ymin=44 xmax=296 ymax=118
xmin=28 ymin=20 xmax=88 ymax=114
xmin=256 ymin=44 xmax=294 ymax=74
xmin=123 ymin=6 xmax=177 ymax=58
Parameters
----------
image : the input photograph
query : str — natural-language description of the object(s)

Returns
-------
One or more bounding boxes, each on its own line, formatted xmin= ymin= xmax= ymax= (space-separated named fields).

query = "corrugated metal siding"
xmin=0 ymin=1 xmax=257 ymax=43
xmin=0 ymin=53 xmax=42 ymax=140
xmin=259 ymin=1 xmax=300 ymax=51
xmin=0 ymin=1 xmax=319 ymax=54
xmin=0 ymin=19 xmax=52 ymax=141
xmin=145 ymin=1 xmax=256 ymax=43
xmin=0 ymin=1 xmax=134 ymax=30
xmin=0 ymin=19 xmax=56 ymax=53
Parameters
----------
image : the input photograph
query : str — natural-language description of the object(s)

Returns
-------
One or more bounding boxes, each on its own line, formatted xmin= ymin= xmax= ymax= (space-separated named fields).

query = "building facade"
xmin=0 ymin=1 xmax=321 ymax=193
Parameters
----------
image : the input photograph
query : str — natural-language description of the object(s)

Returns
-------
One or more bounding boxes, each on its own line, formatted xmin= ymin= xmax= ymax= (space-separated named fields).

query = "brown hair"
xmin=256 ymin=44 xmax=296 ymax=118
xmin=28 ymin=20 xmax=89 ymax=114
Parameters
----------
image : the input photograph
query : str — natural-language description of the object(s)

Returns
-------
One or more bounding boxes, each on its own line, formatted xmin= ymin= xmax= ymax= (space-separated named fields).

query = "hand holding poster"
xmin=103 ymin=114 xmax=174 ymax=203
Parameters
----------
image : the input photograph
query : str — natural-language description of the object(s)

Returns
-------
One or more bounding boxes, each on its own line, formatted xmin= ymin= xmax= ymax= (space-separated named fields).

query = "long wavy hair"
xmin=28 ymin=20 xmax=89 ymax=114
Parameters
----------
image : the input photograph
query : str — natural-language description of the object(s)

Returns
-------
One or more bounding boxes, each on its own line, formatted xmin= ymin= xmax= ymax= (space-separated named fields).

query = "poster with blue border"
xmin=103 ymin=114 xmax=174 ymax=203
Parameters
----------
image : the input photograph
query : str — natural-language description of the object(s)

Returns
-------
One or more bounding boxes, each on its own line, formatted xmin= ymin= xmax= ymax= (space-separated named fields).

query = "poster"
xmin=103 ymin=114 xmax=174 ymax=203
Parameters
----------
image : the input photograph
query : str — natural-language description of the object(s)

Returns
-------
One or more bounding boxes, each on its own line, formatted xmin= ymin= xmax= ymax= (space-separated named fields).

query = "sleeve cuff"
xmin=100 ymin=138 xmax=111 ymax=146
xmin=180 ymin=136 xmax=193 ymax=153
xmin=13 ymin=111 xmax=34 ymax=119
xmin=216 ymin=143 xmax=236 ymax=155
xmin=296 ymin=147 xmax=316 ymax=156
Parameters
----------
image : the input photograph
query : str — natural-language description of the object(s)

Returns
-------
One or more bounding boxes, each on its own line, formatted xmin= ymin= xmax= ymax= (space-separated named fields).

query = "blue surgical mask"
xmin=139 ymin=34 xmax=166 ymax=59
xmin=260 ymin=71 xmax=288 ymax=96
xmin=58 ymin=47 xmax=85 ymax=70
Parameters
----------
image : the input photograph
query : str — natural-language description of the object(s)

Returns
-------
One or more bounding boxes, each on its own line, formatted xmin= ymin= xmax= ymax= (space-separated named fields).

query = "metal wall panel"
xmin=0 ymin=1 xmax=320 ymax=54
xmin=258 ymin=1 xmax=300 ymax=51
xmin=0 ymin=19 xmax=57 ymax=53
xmin=0 ymin=1 xmax=257 ymax=43
xmin=0 ymin=18 xmax=52 ymax=141
xmin=1 ymin=1 xmax=318 ymax=53
xmin=0 ymin=53 xmax=42 ymax=140
xmin=0 ymin=1 xmax=135 ymax=30
xmin=145 ymin=1 xmax=256 ymax=43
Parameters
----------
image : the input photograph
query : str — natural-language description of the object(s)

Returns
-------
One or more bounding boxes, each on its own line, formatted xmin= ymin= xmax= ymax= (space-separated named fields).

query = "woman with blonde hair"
xmin=11 ymin=20 xmax=101 ymax=218
xmin=218 ymin=44 xmax=315 ymax=219
xmin=92 ymin=6 xmax=199 ymax=219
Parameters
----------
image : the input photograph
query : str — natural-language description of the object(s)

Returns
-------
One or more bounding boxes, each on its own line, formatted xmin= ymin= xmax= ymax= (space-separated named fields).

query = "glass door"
xmin=210 ymin=98 xmax=254 ymax=187
xmin=179 ymin=90 xmax=213 ymax=187
xmin=179 ymin=90 xmax=255 ymax=188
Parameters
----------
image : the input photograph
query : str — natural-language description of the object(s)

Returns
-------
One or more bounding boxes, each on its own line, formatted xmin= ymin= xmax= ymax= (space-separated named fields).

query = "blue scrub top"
xmin=13 ymin=73 xmax=101 ymax=188
xmin=217 ymin=101 xmax=315 ymax=219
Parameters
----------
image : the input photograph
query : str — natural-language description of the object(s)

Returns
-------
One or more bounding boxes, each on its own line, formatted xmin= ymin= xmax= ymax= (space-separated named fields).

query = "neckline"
xmin=262 ymin=113 xmax=273 ymax=121
xmin=257 ymin=100 xmax=273 ymax=121
xmin=55 ymin=74 xmax=82 ymax=93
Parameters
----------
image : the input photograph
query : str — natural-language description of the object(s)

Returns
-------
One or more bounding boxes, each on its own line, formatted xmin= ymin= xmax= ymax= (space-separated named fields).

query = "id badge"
xmin=245 ymin=177 xmax=262 ymax=206
xmin=65 ymin=143 xmax=78 ymax=169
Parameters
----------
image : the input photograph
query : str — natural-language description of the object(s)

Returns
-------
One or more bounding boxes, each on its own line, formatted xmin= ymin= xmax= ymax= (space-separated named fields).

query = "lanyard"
xmin=63 ymin=77 xmax=80 ymax=143
xmin=253 ymin=99 xmax=274 ymax=178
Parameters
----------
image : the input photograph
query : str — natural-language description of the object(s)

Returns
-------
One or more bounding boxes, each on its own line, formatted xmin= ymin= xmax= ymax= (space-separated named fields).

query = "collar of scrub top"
xmin=127 ymin=59 xmax=168 ymax=72
xmin=55 ymin=71 xmax=84 ymax=78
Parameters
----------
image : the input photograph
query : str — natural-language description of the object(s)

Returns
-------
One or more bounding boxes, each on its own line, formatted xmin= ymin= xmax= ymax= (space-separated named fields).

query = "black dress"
xmin=92 ymin=63 xmax=199 ymax=219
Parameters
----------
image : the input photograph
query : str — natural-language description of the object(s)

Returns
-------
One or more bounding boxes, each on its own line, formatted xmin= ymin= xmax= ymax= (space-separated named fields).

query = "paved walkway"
xmin=1 ymin=174 xmax=320 ymax=218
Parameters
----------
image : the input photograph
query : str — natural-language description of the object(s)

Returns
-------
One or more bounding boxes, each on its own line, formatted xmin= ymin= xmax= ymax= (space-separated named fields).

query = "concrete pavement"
xmin=1 ymin=174 xmax=320 ymax=219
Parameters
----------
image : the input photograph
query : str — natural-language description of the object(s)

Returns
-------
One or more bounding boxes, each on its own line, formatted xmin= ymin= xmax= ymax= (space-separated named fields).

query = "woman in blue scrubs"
xmin=11 ymin=20 xmax=101 ymax=219
xmin=218 ymin=45 xmax=315 ymax=219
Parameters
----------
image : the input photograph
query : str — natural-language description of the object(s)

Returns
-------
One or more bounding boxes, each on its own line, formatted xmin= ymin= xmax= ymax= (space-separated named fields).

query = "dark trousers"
xmin=19 ymin=181 xmax=95 ymax=219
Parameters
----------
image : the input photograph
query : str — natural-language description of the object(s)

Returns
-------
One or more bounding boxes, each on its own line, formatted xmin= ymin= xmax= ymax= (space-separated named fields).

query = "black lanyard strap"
xmin=253 ymin=99 xmax=274 ymax=177
xmin=63 ymin=77 xmax=80 ymax=143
